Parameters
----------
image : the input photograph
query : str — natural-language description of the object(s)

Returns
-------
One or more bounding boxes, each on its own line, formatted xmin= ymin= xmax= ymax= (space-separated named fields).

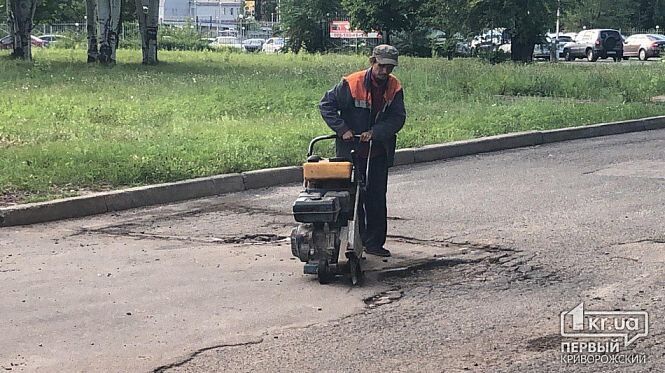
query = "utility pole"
xmin=217 ymin=0 xmax=221 ymax=35
xmin=553 ymin=0 xmax=560 ymax=62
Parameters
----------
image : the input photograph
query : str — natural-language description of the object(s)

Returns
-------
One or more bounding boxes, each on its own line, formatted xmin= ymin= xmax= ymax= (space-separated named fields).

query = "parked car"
xmin=429 ymin=31 xmax=471 ymax=58
xmin=218 ymin=29 xmax=238 ymax=37
xmin=533 ymin=35 xmax=574 ymax=59
xmin=454 ymin=41 xmax=471 ymax=57
xmin=38 ymin=34 xmax=71 ymax=47
xmin=622 ymin=34 xmax=665 ymax=61
xmin=242 ymin=38 xmax=264 ymax=52
xmin=561 ymin=32 xmax=578 ymax=40
xmin=210 ymin=36 xmax=243 ymax=50
xmin=0 ymin=34 xmax=46 ymax=50
xmin=497 ymin=43 xmax=511 ymax=54
xmin=562 ymin=29 xmax=623 ymax=62
xmin=470 ymin=28 xmax=511 ymax=56
xmin=262 ymin=37 xmax=285 ymax=53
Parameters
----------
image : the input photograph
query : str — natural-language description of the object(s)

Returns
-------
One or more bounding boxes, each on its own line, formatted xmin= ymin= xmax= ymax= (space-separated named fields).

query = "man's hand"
xmin=342 ymin=130 xmax=354 ymax=141
xmin=359 ymin=131 xmax=373 ymax=142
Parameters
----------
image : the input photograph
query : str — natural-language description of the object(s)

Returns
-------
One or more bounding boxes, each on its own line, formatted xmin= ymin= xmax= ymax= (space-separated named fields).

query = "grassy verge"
xmin=1 ymin=49 xmax=664 ymax=204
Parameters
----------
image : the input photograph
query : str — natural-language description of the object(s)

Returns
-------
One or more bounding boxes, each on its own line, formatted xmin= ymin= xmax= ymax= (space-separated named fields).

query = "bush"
xmin=158 ymin=36 xmax=211 ymax=51
xmin=475 ymin=49 xmax=511 ymax=64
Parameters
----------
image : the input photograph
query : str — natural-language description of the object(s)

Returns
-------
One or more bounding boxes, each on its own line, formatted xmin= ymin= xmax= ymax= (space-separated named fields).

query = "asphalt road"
xmin=545 ymin=57 xmax=662 ymax=64
xmin=1 ymin=129 xmax=664 ymax=372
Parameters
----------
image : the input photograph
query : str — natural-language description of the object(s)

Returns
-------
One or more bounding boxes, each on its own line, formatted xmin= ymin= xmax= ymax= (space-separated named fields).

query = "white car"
xmin=262 ymin=37 xmax=285 ymax=53
xmin=210 ymin=36 xmax=243 ymax=50
xmin=533 ymin=35 xmax=574 ymax=59
xmin=242 ymin=38 xmax=264 ymax=52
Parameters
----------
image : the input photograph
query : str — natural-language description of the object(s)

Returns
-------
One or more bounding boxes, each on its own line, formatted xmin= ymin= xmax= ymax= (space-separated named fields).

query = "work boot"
xmin=365 ymin=247 xmax=391 ymax=257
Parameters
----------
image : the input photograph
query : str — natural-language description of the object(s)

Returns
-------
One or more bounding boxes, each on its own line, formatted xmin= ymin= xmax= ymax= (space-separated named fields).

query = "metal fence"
xmin=33 ymin=22 xmax=271 ymax=42
xmin=622 ymin=28 xmax=664 ymax=36
xmin=33 ymin=22 xmax=141 ymax=40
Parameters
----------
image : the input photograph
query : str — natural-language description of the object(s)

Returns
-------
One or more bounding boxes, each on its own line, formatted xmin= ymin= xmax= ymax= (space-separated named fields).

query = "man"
xmin=318 ymin=44 xmax=406 ymax=257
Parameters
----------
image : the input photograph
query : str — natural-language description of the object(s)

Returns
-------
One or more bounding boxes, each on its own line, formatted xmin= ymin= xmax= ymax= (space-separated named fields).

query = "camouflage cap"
xmin=371 ymin=44 xmax=399 ymax=66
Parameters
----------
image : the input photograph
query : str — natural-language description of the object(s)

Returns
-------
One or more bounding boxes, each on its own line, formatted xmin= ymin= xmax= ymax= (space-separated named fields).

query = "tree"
xmin=340 ymin=0 xmax=425 ymax=44
xmin=477 ymin=0 xmax=557 ymax=62
xmin=563 ymin=0 xmax=635 ymax=30
xmin=255 ymin=0 xmax=278 ymax=22
xmin=421 ymin=0 xmax=471 ymax=35
xmin=627 ymin=0 xmax=663 ymax=30
xmin=7 ymin=0 xmax=39 ymax=60
xmin=33 ymin=0 xmax=85 ymax=24
xmin=281 ymin=0 xmax=340 ymax=53
xmin=420 ymin=0 xmax=473 ymax=58
xmin=428 ymin=0 xmax=572 ymax=62
xmin=5 ymin=0 xmax=145 ymax=63
xmin=135 ymin=0 xmax=158 ymax=64
xmin=31 ymin=0 xmax=135 ymax=25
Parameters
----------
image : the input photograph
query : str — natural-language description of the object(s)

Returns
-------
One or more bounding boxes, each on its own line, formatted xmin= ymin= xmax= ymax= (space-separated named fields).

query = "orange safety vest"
xmin=343 ymin=70 xmax=402 ymax=118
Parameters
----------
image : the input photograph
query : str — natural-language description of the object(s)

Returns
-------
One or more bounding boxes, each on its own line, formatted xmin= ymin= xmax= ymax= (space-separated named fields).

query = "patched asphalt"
xmin=1 ymin=129 xmax=664 ymax=372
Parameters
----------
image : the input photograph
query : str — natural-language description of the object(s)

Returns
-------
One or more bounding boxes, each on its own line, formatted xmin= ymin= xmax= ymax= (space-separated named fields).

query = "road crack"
xmin=77 ymin=227 xmax=287 ymax=245
xmin=615 ymin=238 xmax=665 ymax=245
xmin=152 ymin=337 xmax=264 ymax=372
xmin=387 ymin=234 xmax=516 ymax=253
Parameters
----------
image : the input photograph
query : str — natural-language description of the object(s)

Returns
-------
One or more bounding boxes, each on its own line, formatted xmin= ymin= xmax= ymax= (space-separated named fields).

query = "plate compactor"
xmin=290 ymin=134 xmax=372 ymax=285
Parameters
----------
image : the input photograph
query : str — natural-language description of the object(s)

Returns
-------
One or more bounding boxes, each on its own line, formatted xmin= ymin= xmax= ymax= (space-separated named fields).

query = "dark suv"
xmin=563 ymin=29 xmax=623 ymax=62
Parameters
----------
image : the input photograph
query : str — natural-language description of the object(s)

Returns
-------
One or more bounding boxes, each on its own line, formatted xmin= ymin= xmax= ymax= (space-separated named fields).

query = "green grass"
xmin=1 ymin=48 xmax=665 ymax=203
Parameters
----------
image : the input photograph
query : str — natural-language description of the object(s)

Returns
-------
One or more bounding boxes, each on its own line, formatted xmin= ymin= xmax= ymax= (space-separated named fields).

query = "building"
xmin=245 ymin=1 xmax=256 ymax=17
xmin=159 ymin=0 xmax=243 ymax=26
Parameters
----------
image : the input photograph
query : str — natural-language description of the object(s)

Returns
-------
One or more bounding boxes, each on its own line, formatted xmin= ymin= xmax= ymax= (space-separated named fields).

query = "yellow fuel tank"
xmin=303 ymin=160 xmax=352 ymax=181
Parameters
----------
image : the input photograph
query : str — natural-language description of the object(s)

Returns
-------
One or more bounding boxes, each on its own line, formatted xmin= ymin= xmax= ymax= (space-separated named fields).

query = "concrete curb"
xmin=242 ymin=166 xmax=303 ymax=190
xmin=2 ymin=115 xmax=664 ymax=227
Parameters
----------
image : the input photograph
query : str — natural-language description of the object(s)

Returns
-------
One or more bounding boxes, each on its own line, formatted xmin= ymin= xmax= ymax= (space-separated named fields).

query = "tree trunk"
xmin=510 ymin=37 xmax=535 ymax=62
xmin=255 ymin=0 xmax=262 ymax=21
xmin=135 ymin=0 xmax=159 ymax=64
xmin=97 ymin=0 xmax=121 ymax=64
xmin=86 ymin=0 xmax=98 ymax=63
xmin=7 ymin=0 xmax=38 ymax=61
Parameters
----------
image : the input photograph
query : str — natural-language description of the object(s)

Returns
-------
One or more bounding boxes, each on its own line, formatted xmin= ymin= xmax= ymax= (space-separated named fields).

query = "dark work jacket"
xmin=318 ymin=68 xmax=406 ymax=167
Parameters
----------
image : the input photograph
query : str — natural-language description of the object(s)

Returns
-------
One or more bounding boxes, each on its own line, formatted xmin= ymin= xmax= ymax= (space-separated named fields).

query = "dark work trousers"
xmin=356 ymin=154 xmax=388 ymax=250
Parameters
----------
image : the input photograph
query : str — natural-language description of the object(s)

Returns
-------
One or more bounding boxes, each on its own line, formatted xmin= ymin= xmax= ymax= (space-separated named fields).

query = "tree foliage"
xmin=30 ymin=0 xmax=136 ymax=25
xmin=420 ymin=0 xmax=471 ymax=35
xmin=281 ymin=0 xmax=340 ymax=53
xmin=33 ymin=0 xmax=84 ymax=24
xmin=563 ymin=0 xmax=635 ymax=30
xmin=563 ymin=0 xmax=664 ymax=31
xmin=426 ymin=0 xmax=562 ymax=62
xmin=255 ymin=0 xmax=278 ymax=22
xmin=476 ymin=0 xmax=560 ymax=62
xmin=340 ymin=0 xmax=425 ymax=44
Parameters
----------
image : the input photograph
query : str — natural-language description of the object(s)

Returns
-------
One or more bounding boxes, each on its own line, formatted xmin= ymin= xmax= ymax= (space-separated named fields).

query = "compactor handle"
xmin=307 ymin=134 xmax=337 ymax=157
xmin=307 ymin=134 xmax=363 ymax=157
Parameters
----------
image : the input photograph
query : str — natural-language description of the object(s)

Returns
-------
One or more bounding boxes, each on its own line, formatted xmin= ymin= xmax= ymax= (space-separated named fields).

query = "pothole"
xmin=387 ymin=235 xmax=514 ymax=253
xmin=83 ymin=227 xmax=287 ymax=245
xmin=221 ymin=234 xmax=287 ymax=244
xmin=375 ymin=257 xmax=479 ymax=280
xmin=364 ymin=288 xmax=404 ymax=308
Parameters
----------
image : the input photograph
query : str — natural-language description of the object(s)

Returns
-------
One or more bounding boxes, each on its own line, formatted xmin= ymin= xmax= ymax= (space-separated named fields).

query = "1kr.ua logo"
xmin=560 ymin=303 xmax=648 ymax=347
